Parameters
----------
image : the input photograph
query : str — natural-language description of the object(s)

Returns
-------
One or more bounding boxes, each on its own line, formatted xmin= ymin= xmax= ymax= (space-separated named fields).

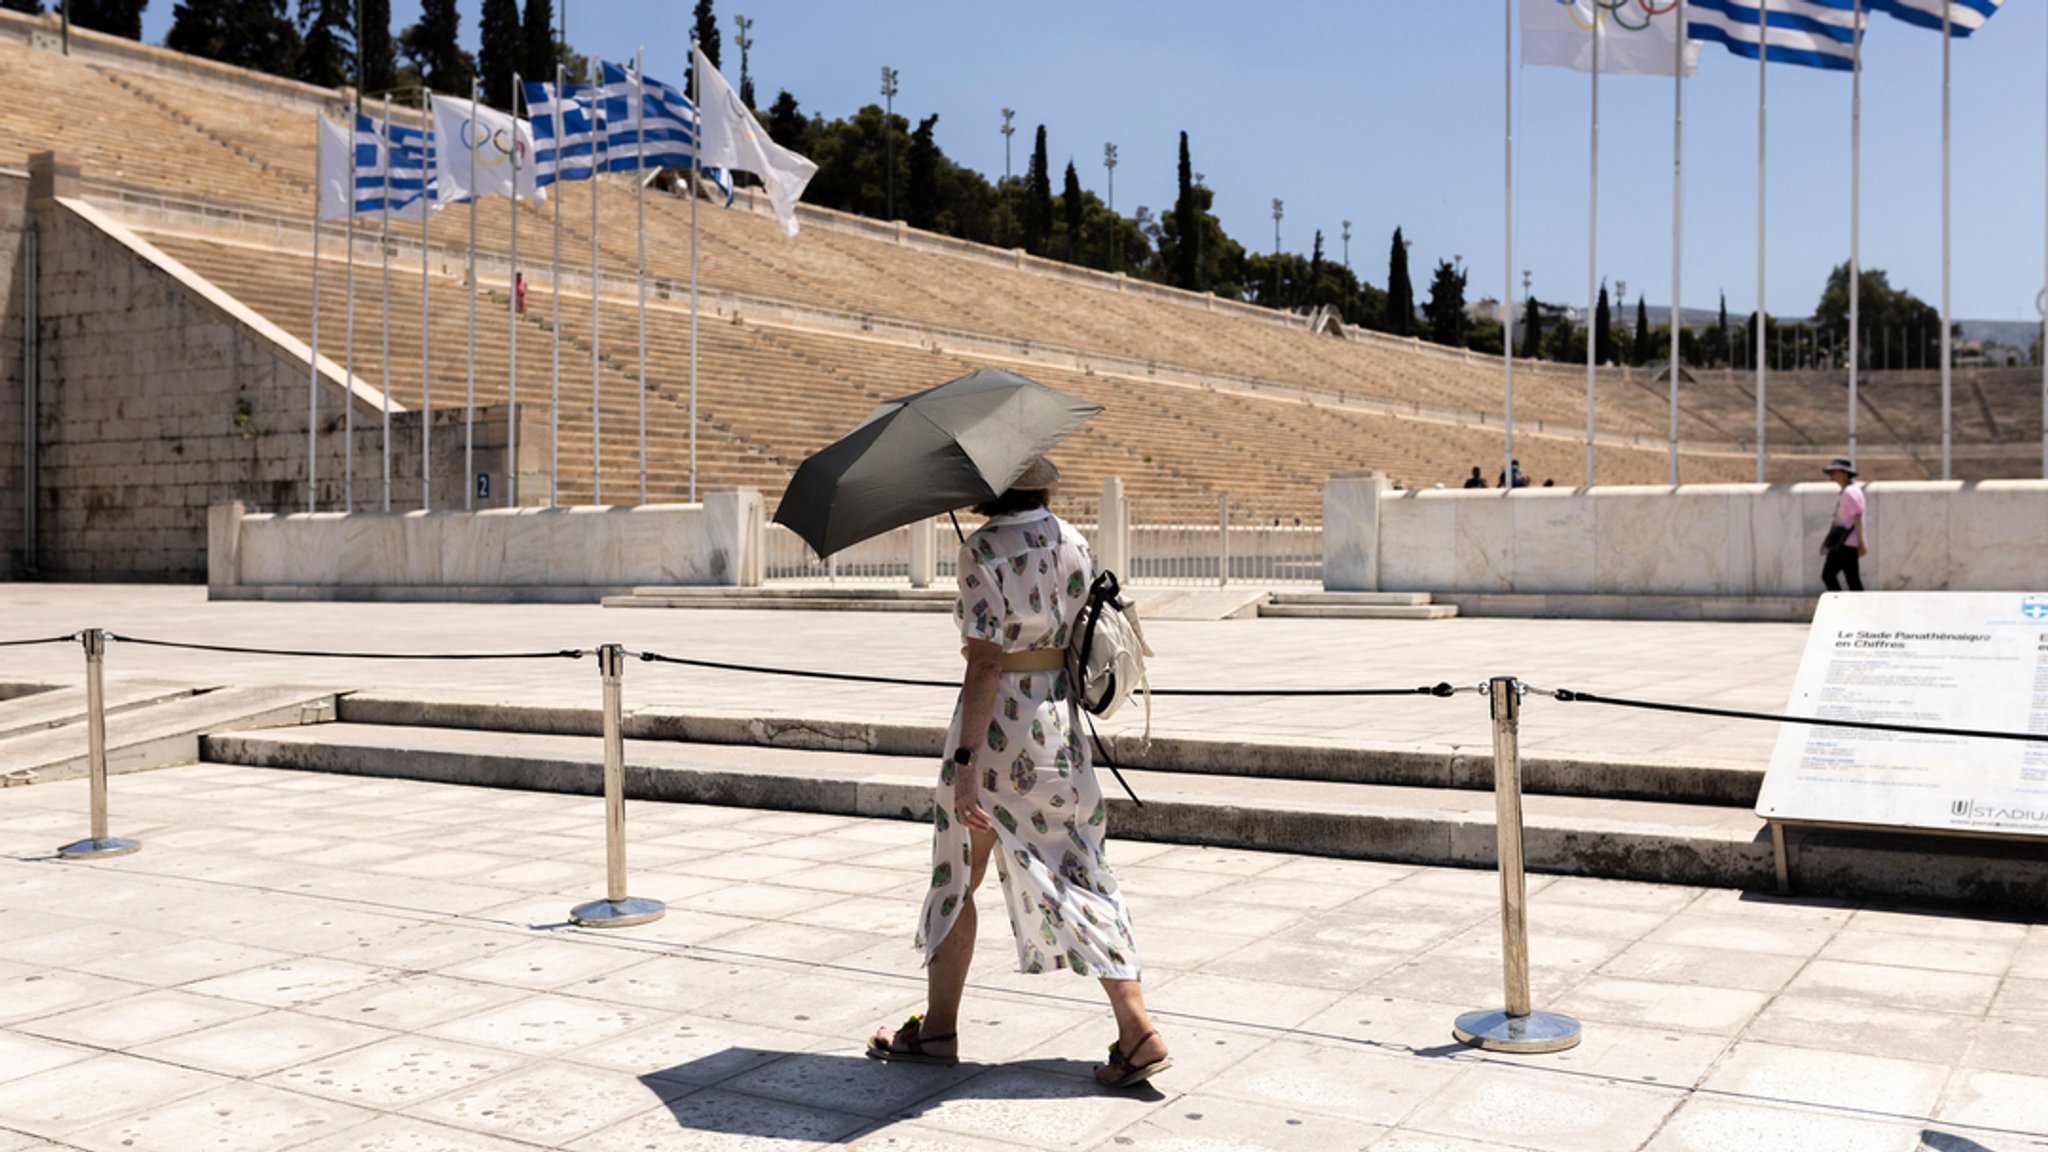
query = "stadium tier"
xmin=4 ymin=14 xmax=2039 ymax=534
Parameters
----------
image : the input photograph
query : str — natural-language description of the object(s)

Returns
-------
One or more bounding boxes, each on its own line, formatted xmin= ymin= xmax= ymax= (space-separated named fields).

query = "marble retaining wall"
xmin=209 ymin=489 xmax=764 ymax=601
xmin=1326 ymin=475 xmax=2048 ymax=601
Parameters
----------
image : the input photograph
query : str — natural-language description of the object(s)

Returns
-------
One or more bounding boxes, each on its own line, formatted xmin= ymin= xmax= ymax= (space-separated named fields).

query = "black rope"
xmin=106 ymin=634 xmax=587 ymax=662
xmin=0 ymin=634 xmax=77 ymax=648
xmin=1552 ymin=688 xmax=2048 ymax=744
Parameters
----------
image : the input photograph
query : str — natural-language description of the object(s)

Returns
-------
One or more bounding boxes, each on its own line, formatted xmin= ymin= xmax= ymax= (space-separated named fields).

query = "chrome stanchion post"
xmin=1453 ymin=675 xmax=1580 ymax=1053
xmin=570 ymin=644 xmax=664 ymax=928
xmin=58 ymin=630 xmax=140 ymax=860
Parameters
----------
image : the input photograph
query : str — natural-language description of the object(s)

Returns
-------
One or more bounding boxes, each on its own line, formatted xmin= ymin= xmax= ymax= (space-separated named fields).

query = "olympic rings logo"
xmin=457 ymin=117 xmax=526 ymax=169
xmin=1556 ymin=0 xmax=1679 ymax=32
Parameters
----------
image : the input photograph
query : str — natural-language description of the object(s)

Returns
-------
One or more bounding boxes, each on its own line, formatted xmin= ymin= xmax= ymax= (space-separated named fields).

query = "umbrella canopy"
xmin=773 ymin=367 xmax=1102 ymax=558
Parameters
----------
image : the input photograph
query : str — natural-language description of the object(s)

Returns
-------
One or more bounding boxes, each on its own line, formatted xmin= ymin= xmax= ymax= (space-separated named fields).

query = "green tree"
xmin=475 ymin=0 xmax=519 ymax=105
xmin=1060 ymin=160 xmax=1083 ymax=261
xmin=0 ymin=1 xmax=43 ymax=15
xmin=1634 ymin=295 xmax=1652 ymax=365
xmin=1171 ymin=131 xmax=1198 ymax=291
xmin=297 ymin=0 xmax=353 ymax=88
xmin=360 ymin=0 xmax=395 ymax=92
xmin=906 ymin=113 xmax=940 ymax=231
xmin=1593 ymin=282 xmax=1613 ymax=364
xmin=1544 ymin=315 xmax=1583 ymax=363
xmin=519 ymin=0 xmax=553 ymax=81
xmin=1520 ymin=295 xmax=1542 ymax=358
xmin=684 ymin=0 xmax=716 ymax=91
xmin=1385 ymin=227 xmax=1413 ymax=336
xmin=398 ymin=0 xmax=472 ymax=95
xmin=1022 ymin=124 xmax=1051 ymax=255
xmin=765 ymin=90 xmax=805 ymax=152
xmin=1306 ymin=230 xmax=1325 ymax=308
xmin=1423 ymin=258 xmax=1467 ymax=347
xmin=71 ymin=0 xmax=149 ymax=37
xmin=168 ymin=0 xmax=300 ymax=77
xmin=1812 ymin=261 xmax=1941 ymax=371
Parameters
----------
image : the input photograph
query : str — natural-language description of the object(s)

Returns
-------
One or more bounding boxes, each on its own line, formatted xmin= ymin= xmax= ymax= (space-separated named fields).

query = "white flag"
xmin=692 ymin=46 xmax=817 ymax=237
xmin=317 ymin=113 xmax=354 ymax=220
xmin=429 ymin=93 xmax=544 ymax=204
xmin=1521 ymin=0 xmax=1700 ymax=76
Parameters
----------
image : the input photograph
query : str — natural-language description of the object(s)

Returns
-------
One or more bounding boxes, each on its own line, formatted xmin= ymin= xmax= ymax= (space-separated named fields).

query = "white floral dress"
xmin=915 ymin=508 xmax=1142 ymax=980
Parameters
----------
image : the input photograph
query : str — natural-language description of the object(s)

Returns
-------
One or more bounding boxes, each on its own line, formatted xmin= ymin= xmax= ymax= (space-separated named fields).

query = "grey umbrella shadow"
xmin=634 ymin=1047 xmax=1161 ymax=1143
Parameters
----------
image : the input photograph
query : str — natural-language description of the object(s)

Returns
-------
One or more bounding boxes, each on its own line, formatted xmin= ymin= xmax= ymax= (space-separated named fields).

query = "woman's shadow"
xmin=633 ymin=1047 xmax=1165 ymax=1143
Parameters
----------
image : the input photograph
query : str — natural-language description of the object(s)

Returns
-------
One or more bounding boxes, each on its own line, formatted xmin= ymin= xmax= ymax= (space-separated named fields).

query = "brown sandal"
xmin=1098 ymin=1029 xmax=1172 ymax=1089
xmin=865 ymin=1013 xmax=959 ymax=1067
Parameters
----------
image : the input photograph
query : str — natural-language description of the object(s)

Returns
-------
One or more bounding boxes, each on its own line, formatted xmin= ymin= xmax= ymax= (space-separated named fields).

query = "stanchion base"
xmin=1453 ymin=1009 xmax=1582 ymax=1054
xmin=570 ymin=896 xmax=665 ymax=928
xmin=57 ymin=837 xmax=141 ymax=860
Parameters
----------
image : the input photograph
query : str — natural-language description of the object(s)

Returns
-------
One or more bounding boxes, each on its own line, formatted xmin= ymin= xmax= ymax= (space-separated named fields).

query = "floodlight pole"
xmin=1103 ymin=142 xmax=1118 ymax=272
xmin=1001 ymin=108 xmax=1015 ymax=247
xmin=881 ymin=66 xmax=899 ymax=220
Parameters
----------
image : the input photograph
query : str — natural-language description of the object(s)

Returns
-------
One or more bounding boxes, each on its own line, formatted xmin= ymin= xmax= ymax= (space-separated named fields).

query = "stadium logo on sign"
xmin=2023 ymin=596 xmax=2048 ymax=621
xmin=1951 ymin=797 xmax=2048 ymax=830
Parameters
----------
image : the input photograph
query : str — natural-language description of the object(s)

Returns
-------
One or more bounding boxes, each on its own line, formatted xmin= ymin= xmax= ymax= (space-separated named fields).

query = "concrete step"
xmin=1266 ymin=592 xmax=1438 ymax=607
xmin=0 ymin=686 xmax=341 ymax=784
xmin=0 ymin=679 xmax=203 ymax=739
xmin=606 ymin=586 xmax=954 ymax=611
xmin=202 ymin=722 xmax=2048 ymax=907
xmin=1261 ymin=603 xmax=1459 ymax=620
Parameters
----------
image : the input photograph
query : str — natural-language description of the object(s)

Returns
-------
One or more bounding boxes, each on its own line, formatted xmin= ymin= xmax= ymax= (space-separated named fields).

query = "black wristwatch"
xmin=951 ymin=747 xmax=975 ymax=766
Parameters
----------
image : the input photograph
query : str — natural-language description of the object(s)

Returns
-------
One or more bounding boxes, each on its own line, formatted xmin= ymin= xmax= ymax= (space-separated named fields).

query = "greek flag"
xmin=351 ymin=111 xmax=435 ymax=220
xmin=1688 ymin=0 xmax=1863 ymax=70
xmin=523 ymin=78 xmax=599 ymax=187
xmin=597 ymin=61 xmax=734 ymax=203
xmin=1867 ymin=0 xmax=2003 ymax=36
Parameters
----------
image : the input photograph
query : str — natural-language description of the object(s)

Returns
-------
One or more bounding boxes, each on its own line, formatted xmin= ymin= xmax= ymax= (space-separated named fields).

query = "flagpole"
xmin=1755 ymin=1 xmax=1768 ymax=484
xmin=345 ymin=111 xmax=357 ymax=513
xmin=1668 ymin=0 xmax=1685 ymax=485
xmin=421 ymin=86 xmax=433 ymax=512
xmin=551 ymin=62 xmax=563 ymax=508
xmin=1585 ymin=8 xmax=1599 ymax=489
xmin=381 ymin=95 xmax=393 ymax=514
xmin=1502 ymin=0 xmax=1514 ymax=493
xmin=1940 ymin=2 xmax=1952 ymax=481
xmin=2041 ymin=2 xmax=2046 ymax=482
xmin=310 ymin=110 xmax=322 ymax=514
xmin=509 ymin=71 xmax=521 ymax=507
xmin=636 ymin=46 xmax=649 ymax=506
xmin=689 ymin=41 xmax=701 ymax=504
xmin=1849 ymin=0 xmax=1861 ymax=469
xmin=466 ymin=80 xmax=478 ymax=511
xmin=589 ymin=57 xmax=604 ymax=506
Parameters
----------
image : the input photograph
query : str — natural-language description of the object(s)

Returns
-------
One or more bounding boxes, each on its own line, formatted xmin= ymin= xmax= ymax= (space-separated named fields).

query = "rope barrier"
xmin=1551 ymin=688 xmax=2048 ymax=744
xmin=104 ymin=634 xmax=588 ymax=662
xmin=0 ymin=634 xmax=78 ymax=648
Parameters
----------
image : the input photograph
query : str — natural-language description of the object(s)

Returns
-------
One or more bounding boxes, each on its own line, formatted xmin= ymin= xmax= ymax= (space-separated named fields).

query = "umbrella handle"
xmin=949 ymin=511 xmax=966 ymax=543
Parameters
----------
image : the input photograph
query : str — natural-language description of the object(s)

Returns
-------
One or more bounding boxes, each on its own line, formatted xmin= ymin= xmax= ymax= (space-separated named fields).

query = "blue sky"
xmin=143 ymin=1 xmax=2048 ymax=321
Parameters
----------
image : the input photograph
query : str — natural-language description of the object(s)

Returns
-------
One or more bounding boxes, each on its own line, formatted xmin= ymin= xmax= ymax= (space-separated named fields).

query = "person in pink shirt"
xmin=1821 ymin=457 xmax=1867 ymax=592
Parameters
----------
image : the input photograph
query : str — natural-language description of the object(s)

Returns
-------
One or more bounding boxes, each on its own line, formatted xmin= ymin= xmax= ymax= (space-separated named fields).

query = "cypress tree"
xmin=400 ymin=0 xmax=473 ymax=95
xmin=1594 ymin=282 xmax=1613 ymax=364
xmin=1023 ymin=124 xmax=1051 ymax=255
xmin=1385 ymin=227 xmax=1413 ymax=337
xmin=1171 ymin=131 xmax=1197 ymax=291
xmin=1634 ymin=295 xmax=1653 ymax=365
xmin=1061 ymin=160 xmax=1083 ymax=262
xmin=1 ymin=0 xmax=44 ymax=14
xmin=685 ymin=0 xmax=716 ymax=90
xmin=1520 ymin=295 xmax=1543 ymax=358
xmin=169 ymin=0 xmax=300 ymax=77
xmin=1718 ymin=292 xmax=1729 ymax=366
xmin=519 ymin=0 xmax=553 ymax=82
xmin=765 ymin=90 xmax=805 ymax=152
xmin=1307 ymin=230 xmax=1324 ymax=308
xmin=71 ymin=0 xmax=148 ymax=37
xmin=476 ymin=0 xmax=520 ymax=106
xmin=907 ymin=114 xmax=940 ymax=231
xmin=360 ymin=0 xmax=395 ymax=92
xmin=298 ymin=0 xmax=354 ymax=88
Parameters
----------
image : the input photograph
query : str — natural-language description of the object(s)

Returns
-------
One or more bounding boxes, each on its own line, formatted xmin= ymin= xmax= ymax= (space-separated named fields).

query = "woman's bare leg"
xmin=874 ymin=827 xmax=994 ymax=1056
xmin=1095 ymin=977 xmax=1168 ymax=1083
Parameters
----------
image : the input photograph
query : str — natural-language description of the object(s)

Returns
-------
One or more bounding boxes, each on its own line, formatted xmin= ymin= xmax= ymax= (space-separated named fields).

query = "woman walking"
xmin=867 ymin=458 xmax=1170 ymax=1089
xmin=1821 ymin=457 xmax=1867 ymax=592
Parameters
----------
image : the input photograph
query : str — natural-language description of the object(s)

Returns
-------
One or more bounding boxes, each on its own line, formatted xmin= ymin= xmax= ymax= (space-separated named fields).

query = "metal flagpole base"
xmin=58 ymin=837 xmax=141 ymax=860
xmin=570 ymin=896 xmax=664 ymax=929
xmin=1453 ymin=1008 xmax=1581 ymax=1054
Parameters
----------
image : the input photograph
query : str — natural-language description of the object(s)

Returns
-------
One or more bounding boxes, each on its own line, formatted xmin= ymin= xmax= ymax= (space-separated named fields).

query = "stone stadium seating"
xmin=2 ymin=17 xmax=2036 ymax=524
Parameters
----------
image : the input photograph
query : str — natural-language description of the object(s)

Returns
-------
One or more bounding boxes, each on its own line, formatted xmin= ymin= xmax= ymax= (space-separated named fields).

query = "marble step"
xmin=1260 ymin=602 xmax=1459 ymax=620
xmin=0 ymin=686 xmax=340 ymax=784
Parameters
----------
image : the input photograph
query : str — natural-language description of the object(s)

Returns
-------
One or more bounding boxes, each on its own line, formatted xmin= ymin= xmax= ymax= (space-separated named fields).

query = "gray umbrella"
xmin=773 ymin=367 xmax=1102 ymax=558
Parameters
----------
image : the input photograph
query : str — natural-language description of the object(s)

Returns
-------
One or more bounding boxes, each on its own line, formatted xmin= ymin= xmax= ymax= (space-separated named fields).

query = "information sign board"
xmin=1756 ymin=591 xmax=2048 ymax=838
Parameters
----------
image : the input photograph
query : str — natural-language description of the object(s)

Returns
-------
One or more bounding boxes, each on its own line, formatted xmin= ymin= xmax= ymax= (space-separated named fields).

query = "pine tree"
xmin=519 ymin=0 xmax=553 ymax=82
xmin=1423 ymin=259 xmax=1467 ymax=346
xmin=71 ymin=0 xmax=148 ymax=37
xmin=1385 ymin=227 xmax=1413 ymax=337
xmin=765 ymin=90 xmax=805 ymax=152
xmin=297 ymin=0 xmax=353 ymax=88
xmin=1166 ymin=132 xmax=1193 ymax=290
xmin=476 ymin=0 xmax=519 ymax=105
xmin=360 ymin=0 xmax=396 ymax=92
xmin=1 ymin=0 xmax=44 ymax=14
xmin=399 ymin=0 xmax=473 ymax=95
xmin=169 ymin=0 xmax=300 ymax=77
xmin=1594 ymin=282 xmax=1613 ymax=364
xmin=1634 ymin=295 xmax=1653 ymax=365
xmin=1061 ymin=160 xmax=1083 ymax=262
xmin=1022 ymin=124 xmax=1051 ymax=255
xmin=1520 ymin=295 xmax=1542 ymax=358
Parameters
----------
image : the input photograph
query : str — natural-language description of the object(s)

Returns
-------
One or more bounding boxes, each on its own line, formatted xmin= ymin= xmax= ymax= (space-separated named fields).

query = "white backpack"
xmin=1068 ymin=571 xmax=1153 ymax=742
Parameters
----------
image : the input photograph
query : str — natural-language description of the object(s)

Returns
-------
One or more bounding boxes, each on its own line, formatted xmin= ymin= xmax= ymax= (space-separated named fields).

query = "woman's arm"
xmin=1855 ymin=511 xmax=1867 ymax=557
xmin=952 ymin=638 xmax=1004 ymax=831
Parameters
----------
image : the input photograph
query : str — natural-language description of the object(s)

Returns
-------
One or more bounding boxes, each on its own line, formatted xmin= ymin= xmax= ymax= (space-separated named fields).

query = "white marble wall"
xmin=1360 ymin=480 xmax=2048 ymax=598
xmin=216 ymin=490 xmax=764 ymax=599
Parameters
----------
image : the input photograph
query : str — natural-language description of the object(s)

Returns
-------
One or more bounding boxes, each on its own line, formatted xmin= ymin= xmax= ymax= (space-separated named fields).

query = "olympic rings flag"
xmin=428 ymin=94 xmax=545 ymax=205
xmin=1522 ymin=0 xmax=1701 ymax=75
